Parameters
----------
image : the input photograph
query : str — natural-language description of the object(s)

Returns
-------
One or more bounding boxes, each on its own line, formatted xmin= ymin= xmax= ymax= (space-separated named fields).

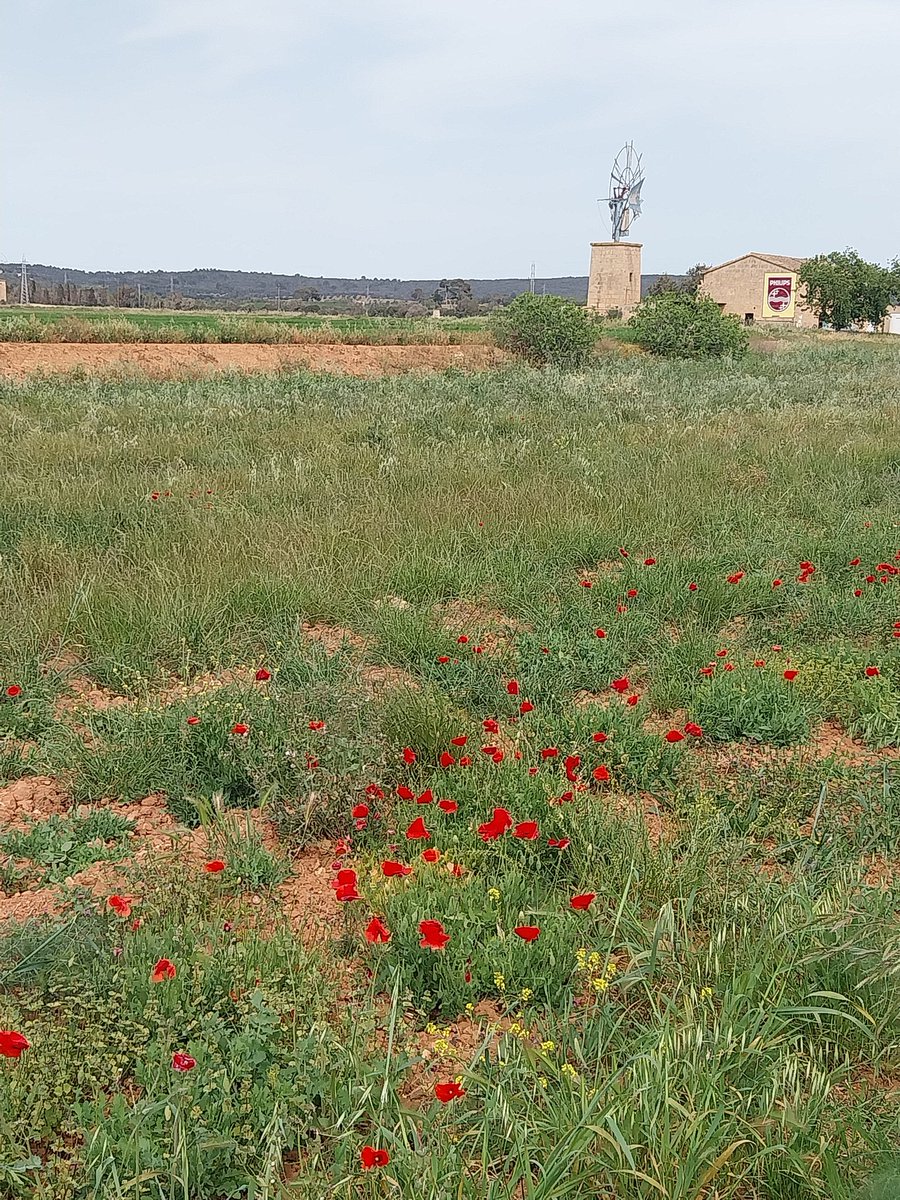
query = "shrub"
xmin=628 ymin=291 xmax=749 ymax=358
xmin=493 ymin=293 xmax=599 ymax=369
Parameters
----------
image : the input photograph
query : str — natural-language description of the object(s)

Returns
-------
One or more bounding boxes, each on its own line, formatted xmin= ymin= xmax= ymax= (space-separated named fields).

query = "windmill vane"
xmin=603 ymin=142 xmax=644 ymax=242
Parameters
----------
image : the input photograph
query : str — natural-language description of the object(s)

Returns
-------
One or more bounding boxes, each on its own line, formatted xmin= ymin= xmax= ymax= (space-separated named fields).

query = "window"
xmin=744 ymin=313 xmax=754 ymax=325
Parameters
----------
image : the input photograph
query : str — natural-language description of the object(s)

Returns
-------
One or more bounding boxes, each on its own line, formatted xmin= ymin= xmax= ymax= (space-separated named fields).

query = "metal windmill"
xmin=603 ymin=142 xmax=644 ymax=241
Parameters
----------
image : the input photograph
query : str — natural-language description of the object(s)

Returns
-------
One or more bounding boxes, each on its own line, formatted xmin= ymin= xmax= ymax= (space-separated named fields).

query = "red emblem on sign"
xmin=767 ymin=276 xmax=792 ymax=312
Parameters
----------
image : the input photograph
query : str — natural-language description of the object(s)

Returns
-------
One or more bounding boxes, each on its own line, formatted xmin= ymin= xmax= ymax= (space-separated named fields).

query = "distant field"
xmin=0 ymin=305 xmax=491 ymax=344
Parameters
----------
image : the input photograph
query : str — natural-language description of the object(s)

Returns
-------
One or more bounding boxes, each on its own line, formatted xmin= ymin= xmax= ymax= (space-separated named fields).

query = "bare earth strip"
xmin=0 ymin=341 xmax=506 ymax=379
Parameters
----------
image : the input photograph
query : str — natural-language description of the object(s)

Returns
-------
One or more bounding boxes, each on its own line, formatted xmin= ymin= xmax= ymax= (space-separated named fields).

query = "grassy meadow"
xmin=0 ymin=336 xmax=899 ymax=1198
xmin=0 ymin=307 xmax=489 ymax=345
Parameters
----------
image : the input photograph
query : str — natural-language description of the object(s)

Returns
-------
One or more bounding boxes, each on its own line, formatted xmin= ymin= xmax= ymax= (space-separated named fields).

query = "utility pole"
xmin=137 ymin=281 xmax=142 ymax=308
xmin=529 ymin=262 xmax=536 ymax=295
xmin=19 ymin=256 xmax=29 ymax=305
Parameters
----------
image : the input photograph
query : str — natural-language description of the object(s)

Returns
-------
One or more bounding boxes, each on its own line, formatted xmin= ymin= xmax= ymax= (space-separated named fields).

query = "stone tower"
xmin=587 ymin=241 xmax=642 ymax=318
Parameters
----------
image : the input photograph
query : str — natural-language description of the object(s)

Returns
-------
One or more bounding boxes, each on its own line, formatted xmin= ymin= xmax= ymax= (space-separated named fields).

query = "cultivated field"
xmin=0 ymin=307 xmax=490 ymax=345
xmin=0 ymin=338 xmax=899 ymax=1199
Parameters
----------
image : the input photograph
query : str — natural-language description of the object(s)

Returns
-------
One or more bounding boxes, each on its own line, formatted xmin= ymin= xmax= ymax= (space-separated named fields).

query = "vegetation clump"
xmin=628 ymin=290 xmax=749 ymax=358
xmin=493 ymin=293 xmax=599 ymax=368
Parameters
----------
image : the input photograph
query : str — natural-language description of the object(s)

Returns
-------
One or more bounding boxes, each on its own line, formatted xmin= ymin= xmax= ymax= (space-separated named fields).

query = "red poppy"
xmin=783 ymin=669 xmax=798 ymax=681
xmin=482 ymin=717 xmax=499 ymax=733
xmin=626 ymin=588 xmax=638 ymax=599
xmin=419 ymin=919 xmax=450 ymax=950
xmin=644 ymin=557 xmax=656 ymax=566
xmin=255 ymin=667 xmax=271 ymax=682
xmin=186 ymin=715 xmax=200 ymax=726
xmin=438 ymin=798 xmax=458 ymax=813
xmin=570 ymin=893 xmax=596 ymax=910
xmin=437 ymin=655 xmax=450 ymax=664
xmin=580 ymin=579 xmax=593 ymax=589
xmin=406 ymin=816 xmax=430 ymax=840
xmin=592 ymin=765 xmax=610 ymax=782
xmin=460 ymin=755 xmax=472 ymax=766
xmin=491 ymin=749 xmax=504 ymax=764
xmin=540 ymin=746 xmax=559 ymax=759
xmin=481 ymin=743 xmax=499 ymax=756
xmin=688 ymin=582 xmax=698 ymax=591
xmin=513 ymin=820 xmax=539 ymax=840
xmin=772 ymin=578 xmax=783 ymax=588
xmin=865 ymin=666 xmax=880 ymax=678
xmin=866 ymin=575 xmax=876 ymax=584
xmin=664 ymin=730 xmax=684 ymax=744
xmin=506 ymin=679 xmax=520 ymax=696
xmin=336 ymin=880 xmax=361 ymax=902
xmin=451 ymin=734 xmax=468 ymax=747
xmin=626 ymin=694 xmax=640 ymax=706
xmin=726 ymin=571 xmax=745 ymax=584
xmin=699 ymin=666 xmax=714 ymax=677
xmin=231 ymin=723 xmax=249 ymax=736
xmin=457 ymin=634 xmax=469 ymax=644
xmin=5 ymin=685 xmax=23 ymax=698
xmin=611 ymin=676 xmax=629 ymax=693
xmin=753 ymin=659 xmax=766 ymax=667
xmin=616 ymin=603 xmax=628 ymax=613
xmin=435 ymin=1081 xmax=466 ymax=1103
xmin=548 ymin=837 xmax=570 ymax=850
xmin=150 ymin=491 xmax=160 ymax=501
xmin=514 ymin=925 xmax=540 ymax=942
xmin=684 ymin=722 xmax=703 ymax=737
xmin=439 ymin=751 xmax=456 ymax=767
xmin=131 ymin=918 xmax=142 ymax=931
xmin=402 ymin=746 xmax=416 ymax=764
xmin=519 ymin=700 xmax=534 ymax=714
xmin=352 ymin=804 xmax=369 ymax=820
xmin=361 ymin=1146 xmax=390 ymax=1169
xmin=564 ymin=754 xmax=581 ymax=782
xmin=853 ymin=589 xmax=863 ymax=597
xmin=772 ymin=645 xmax=783 ymax=652
xmin=204 ymin=860 xmax=226 ymax=873
xmin=382 ymin=860 xmax=412 ymax=877
xmin=422 ymin=847 xmax=441 ymax=863
xmin=365 ymin=916 xmax=391 ymax=944
xmin=619 ymin=547 xmax=629 ymax=558
xmin=108 ymin=894 xmax=133 ymax=917
xmin=474 ymin=645 xmax=485 ymax=654
xmin=723 ymin=663 xmax=735 ymax=672
xmin=592 ymin=731 xmax=608 ymax=743
xmin=0 ymin=1031 xmax=29 ymax=1058
xmin=172 ymin=1051 xmax=196 ymax=1072
xmin=309 ymin=720 xmax=326 ymax=730
xmin=478 ymin=807 xmax=513 ymax=840
xmin=849 ymin=557 xmax=861 ymax=566
xmin=151 ymin=958 xmax=176 ymax=983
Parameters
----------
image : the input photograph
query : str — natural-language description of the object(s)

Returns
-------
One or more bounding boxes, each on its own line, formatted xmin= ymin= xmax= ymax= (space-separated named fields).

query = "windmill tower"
xmin=587 ymin=142 xmax=644 ymax=318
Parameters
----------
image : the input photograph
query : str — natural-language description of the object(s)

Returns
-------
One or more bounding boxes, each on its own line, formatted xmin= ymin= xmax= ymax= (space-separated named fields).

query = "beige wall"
xmin=587 ymin=242 xmax=642 ymax=318
xmin=0 ymin=280 xmax=7 ymax=304
xmin=700 ymin=256 xmax=819 ymax=328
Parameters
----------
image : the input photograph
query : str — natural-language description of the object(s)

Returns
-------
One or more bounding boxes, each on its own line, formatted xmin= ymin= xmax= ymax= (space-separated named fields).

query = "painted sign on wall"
xmin=763 ymin=273 xmax=796 ymax=318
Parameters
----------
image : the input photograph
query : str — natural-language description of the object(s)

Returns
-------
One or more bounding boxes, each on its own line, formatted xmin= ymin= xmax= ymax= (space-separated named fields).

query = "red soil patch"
xmin=0 ymin=342 xmax=505 ymax=380
xmin=0 ymin=776 xmax=69 ymax=829
xmin=277 ymin=842 xmax=349 ymax=944
xmin=435 ymin=598 xmax=530 ymax=657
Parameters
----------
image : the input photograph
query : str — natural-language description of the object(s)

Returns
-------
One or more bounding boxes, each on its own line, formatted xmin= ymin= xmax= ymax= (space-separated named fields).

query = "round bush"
xmin=628 ymin=291 xmax=749 ymax=359
xmin=494 ymin=293 xmax=599 ymax=369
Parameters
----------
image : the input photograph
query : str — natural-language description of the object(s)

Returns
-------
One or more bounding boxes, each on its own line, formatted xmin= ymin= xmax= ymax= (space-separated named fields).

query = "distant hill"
xmin=0 ymin=263 xmax=683 ymax=305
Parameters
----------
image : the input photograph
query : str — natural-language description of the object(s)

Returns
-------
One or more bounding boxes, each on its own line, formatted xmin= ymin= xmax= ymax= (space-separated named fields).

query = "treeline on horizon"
xmin=0 ymin=264 xmax=686 ymax=315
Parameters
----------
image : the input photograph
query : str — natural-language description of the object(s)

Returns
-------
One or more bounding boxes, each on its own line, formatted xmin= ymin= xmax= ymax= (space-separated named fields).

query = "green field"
xmin=0 ymin=305 xmax=490 ymax=344
xmin=1 ymin=338 xmax=899 ymax=1198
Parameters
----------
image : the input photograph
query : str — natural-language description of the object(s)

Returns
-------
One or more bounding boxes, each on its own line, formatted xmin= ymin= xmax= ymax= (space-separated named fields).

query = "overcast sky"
xmin=4 ymin=0 xmax=899 ymax=278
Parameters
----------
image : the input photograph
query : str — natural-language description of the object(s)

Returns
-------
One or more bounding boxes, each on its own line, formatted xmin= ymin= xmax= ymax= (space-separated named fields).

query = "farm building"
xmin=700 ymin=253 xmax=819 ymax=328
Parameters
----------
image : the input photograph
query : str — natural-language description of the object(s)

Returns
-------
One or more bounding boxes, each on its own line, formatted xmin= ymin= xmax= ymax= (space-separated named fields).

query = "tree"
xmin=647 ymin=274 xmax=679 ymax=297
xmin=683 ymin=263 xmax=708 ymax=295
xmin=433 ymin=278 xmax=474 ymax=312
xmin=799 ymin=249 xmax=898 ymax=330
xmin=493 ymin=293 xmax=599 ymax=369
xmin=628 ymin=291 xmax=748 ymax=358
